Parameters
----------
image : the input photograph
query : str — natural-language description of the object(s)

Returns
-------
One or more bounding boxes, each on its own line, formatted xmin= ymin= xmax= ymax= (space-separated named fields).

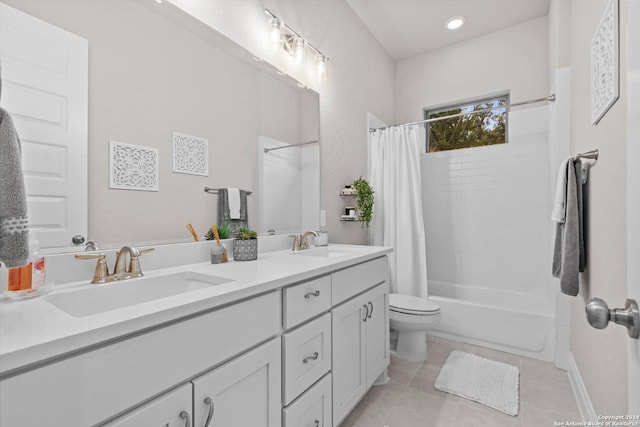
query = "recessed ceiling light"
xmin=445 ymin=16 xmax=465 ymax=30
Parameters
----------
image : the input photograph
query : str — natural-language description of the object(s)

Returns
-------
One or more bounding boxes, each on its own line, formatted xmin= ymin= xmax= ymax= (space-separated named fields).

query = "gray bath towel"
xmin=217 ymin=188 xmax=248 ymax=228
xmin=0 ymin=107 xmax=30 ymax=268
xmin=552 ymin=158 xmax=585 ymax=296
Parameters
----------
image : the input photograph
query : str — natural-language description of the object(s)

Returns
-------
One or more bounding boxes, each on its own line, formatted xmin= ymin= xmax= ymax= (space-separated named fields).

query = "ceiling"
xmin=346 ymin=0 xmax=551 ymax=60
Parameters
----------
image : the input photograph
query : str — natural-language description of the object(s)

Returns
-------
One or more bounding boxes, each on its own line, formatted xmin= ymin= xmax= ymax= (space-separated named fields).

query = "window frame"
xmin=423 ymin=93 xmax=510 ymax=153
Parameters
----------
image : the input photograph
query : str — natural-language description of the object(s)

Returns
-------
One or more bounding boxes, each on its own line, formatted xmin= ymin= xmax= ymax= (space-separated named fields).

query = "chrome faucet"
xmin=113 ymin=246 xmax=142 ymax=280
xmin=300 ymin=231 xmax=320 ymax=250
xmin=289 ymin=231 xmax=320 ymax=251
xmin=75 ymin=246 xmax=154 ymax=284
xmin=288 ymin=234 xmax=301 ymax=251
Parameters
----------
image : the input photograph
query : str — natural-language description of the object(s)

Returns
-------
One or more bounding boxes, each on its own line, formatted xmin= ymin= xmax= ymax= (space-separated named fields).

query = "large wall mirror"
xmin=0 ymin=0 xmax=320 ymax=252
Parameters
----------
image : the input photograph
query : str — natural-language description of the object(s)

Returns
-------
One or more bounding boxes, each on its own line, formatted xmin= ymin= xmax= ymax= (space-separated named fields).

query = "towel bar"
xmin=574 ymin=149 xmax=599 ymax=161
xmin=204 ymin=187 xmax=253 ymax=195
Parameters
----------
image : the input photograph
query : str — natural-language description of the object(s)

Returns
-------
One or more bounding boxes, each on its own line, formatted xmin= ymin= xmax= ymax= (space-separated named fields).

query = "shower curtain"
xmin=369 ymin=125 xmax=428 ymax=297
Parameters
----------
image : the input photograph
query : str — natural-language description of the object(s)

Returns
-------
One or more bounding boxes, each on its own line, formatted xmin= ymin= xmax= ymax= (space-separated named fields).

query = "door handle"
xmin=363 ymin=304 xmax=369 ymax=322
xmin=368 ymin=301 xmax=373 ymax=319
xmin=585 ymin=298 xmax=639 ymax=339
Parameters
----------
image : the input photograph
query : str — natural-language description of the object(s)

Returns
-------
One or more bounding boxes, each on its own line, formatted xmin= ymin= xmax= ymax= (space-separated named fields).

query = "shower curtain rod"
xmin=263 ymin=140 xmax=319 ymax=153
xmin=369 ymin=94 xmax=556 ymax=132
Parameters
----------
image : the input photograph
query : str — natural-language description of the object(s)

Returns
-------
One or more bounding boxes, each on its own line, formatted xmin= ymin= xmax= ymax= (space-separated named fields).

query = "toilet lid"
xmin=389 ymin=293 xmax=440 ymax=314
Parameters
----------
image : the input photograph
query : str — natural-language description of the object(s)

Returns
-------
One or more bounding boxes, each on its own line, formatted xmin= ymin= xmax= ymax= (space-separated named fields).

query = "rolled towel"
xmin=227 ymin=187 xmax=241 ymax=220
xmin=0 ymin=107 xmax=30 ymax=268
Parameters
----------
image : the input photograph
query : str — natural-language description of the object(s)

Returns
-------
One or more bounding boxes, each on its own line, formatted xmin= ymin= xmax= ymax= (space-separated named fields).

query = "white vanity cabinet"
xmin=192 ymin=338 xmax=282 ymax=427
xmin=331 ymin=258 xmax=389 ymax=427
xmin=0 ymin=291 xmax=281 ymax=427
xmin=0 ymin=250 xmax=391 ymax=427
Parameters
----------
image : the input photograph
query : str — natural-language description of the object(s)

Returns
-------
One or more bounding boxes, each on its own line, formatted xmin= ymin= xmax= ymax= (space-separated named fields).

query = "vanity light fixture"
xmin=293 ymin=37 xmax=306 ymax=64
xmin=264 ymin=8 xmax=329 ymax=82
xmin=445 ymin=16 xmax=465 ymax=30
xmin=268 ymin=17 xmax=282 ymax=51
xmin=316 ymin=54 xmax=328 ymax=82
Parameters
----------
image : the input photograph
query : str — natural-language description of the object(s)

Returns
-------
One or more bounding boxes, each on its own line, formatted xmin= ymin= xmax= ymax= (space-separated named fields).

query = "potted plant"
xmin=352 ymin=176 xmax=374 ymax=228
xmin=233 ymin=225 xmax=258 ymax=261
xmin=205 ymin=223 xmax=231 ymax=240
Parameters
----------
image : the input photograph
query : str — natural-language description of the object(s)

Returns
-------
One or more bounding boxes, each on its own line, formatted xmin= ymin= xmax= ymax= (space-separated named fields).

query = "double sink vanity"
xmin=0 ymin=242 xmax=392 ymax=427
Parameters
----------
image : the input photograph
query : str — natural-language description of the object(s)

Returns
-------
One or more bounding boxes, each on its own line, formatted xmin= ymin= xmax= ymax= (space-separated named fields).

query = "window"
xmin=424 ymin=95 xmax=508 ymax=153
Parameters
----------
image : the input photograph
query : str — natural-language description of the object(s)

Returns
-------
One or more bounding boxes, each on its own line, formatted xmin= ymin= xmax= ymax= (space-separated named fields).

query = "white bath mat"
xmin=434 ymin=350 xmax=520 ymax=416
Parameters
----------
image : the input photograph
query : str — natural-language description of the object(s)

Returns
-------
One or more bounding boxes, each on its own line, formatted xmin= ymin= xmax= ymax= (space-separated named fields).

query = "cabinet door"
xmin=331 ymin=296 xmax=367 ymax=427
xmin=364 ymin=283 xmax=390 ymax=388
xmin=192 ymin=338 xmax=281 ymax=427
xmin=102 ymin=383 xmax=192 ymax=427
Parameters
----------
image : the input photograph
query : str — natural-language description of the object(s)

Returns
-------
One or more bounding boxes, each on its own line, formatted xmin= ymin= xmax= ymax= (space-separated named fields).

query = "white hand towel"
xmin=551 ymin=157 xmax=570 ymax=223
xmin=227 ymin=187 xmax=241 ymax=219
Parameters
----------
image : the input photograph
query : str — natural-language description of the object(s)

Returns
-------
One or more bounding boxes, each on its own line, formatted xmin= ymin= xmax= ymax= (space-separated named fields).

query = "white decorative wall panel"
xmin=109 ymin=141 xmax=159 ymax=192
xmin=591 ymin=0 xmax=619 ymax=125
xmin=172 ymin=132 xmax=209 ymax=176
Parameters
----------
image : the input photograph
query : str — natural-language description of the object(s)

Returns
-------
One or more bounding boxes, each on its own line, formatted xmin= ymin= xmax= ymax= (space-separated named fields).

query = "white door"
xmin=191 ymin=338 xmax=281 ymax=427
xmin=0 ymin=3 xmax=88 ymax=250
xmin=626 ymin=0 xmax=640 ymax=414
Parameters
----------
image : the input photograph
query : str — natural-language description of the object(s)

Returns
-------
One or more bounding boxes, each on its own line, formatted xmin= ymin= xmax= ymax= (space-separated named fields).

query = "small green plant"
xmin=217 ymin=223 xmax=231 ymax=239
xmin=235 ymin=225 xmax=257 ymax=240
xmin=352 ymin=176 xmax=374 ymax=228
xmin=204 ymin=223 xmax=232 ymax=240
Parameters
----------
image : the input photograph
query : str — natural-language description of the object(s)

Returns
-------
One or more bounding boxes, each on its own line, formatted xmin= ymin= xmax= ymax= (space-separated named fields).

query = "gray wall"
xmin=395 ymin=17 xmax=550 ymax=123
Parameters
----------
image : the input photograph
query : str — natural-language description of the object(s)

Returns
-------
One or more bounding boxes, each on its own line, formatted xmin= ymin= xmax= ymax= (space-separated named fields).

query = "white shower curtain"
xmin=369 ymin=125 xmax=428 ymax=297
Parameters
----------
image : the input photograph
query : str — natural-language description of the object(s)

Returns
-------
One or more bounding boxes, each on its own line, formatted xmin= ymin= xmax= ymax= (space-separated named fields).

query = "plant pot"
xmin=233 ymin=239 xmax=258 ymax=261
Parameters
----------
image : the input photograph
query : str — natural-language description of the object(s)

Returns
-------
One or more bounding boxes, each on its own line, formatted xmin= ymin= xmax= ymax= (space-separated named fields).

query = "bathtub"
xmin=427 ymin=281 xmax=556 ymax=362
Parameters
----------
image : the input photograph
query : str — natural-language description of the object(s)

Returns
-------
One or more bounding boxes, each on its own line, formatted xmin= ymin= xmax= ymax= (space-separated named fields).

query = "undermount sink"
xmin=292 ymin=246 xmax=363 ymax=258
xmin=44 ymin=272 xmax=233 ymax=317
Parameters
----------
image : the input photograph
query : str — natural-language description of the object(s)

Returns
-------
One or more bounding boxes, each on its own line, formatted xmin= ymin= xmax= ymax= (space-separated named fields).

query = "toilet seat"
xmin=389 ymin=293 xmax=440 ymax=315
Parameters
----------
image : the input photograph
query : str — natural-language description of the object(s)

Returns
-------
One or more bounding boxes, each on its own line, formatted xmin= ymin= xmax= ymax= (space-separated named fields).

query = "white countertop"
xmin=0 ymin=244 xmax=391 ymax=377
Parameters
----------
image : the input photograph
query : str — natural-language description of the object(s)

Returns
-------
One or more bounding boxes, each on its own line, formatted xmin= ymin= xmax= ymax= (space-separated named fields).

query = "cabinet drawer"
xmin=332 ymin=256 xmax=388 ymax=305
xmin=0 ymin=291 xmax=281 ymax=427
xmin=283 ymin=275 xmax=331 ymax=329
xmin=103 ymin=383 xmax=192 ymax=427
xmin=282 ymin=313 xmax=331 ymax=405
xmin=283 ymin=374 xmax=332 ymax=427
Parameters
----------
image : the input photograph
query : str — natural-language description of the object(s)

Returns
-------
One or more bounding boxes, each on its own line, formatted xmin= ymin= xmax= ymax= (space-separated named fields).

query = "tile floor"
xmin=341 ymin=335 xmax=581 ymax=427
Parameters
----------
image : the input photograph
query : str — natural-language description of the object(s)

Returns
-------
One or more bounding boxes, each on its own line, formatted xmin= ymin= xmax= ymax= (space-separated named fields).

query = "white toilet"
xmin=389 ymin=293 xmax=441 ymax=362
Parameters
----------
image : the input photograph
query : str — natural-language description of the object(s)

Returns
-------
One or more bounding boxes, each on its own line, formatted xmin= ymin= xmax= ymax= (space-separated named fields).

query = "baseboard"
xmin=567 ymin=352 xmax=597 ymax=422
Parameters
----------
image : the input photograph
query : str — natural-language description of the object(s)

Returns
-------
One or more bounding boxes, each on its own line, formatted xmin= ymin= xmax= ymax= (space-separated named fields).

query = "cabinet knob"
xmin=305 ymin=290 xmax=321 ymax=299
xmin=368 ymin=301 xmax=374 ymax=319
xmin=303 ymin=351 xmax=319 ymax=364
xmin=314 ymin=420 xmax=320 ymax=427
xmin=363 ymin=304 xmax=369 ymax=322
xmin=179 ymin=410 xmax=191 ymax=427
xmin=203 ymin=397 xmax=214 ymax=427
